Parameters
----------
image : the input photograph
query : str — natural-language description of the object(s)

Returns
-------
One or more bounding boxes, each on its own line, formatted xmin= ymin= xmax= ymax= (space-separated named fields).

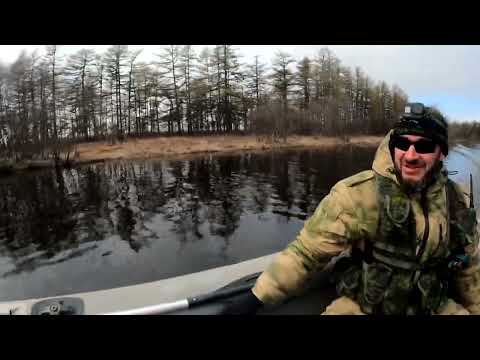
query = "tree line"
xmin=449 ymin=121 xmax=480 ymax=142
xmin=0 ymin=45 xmax=411 ymax=161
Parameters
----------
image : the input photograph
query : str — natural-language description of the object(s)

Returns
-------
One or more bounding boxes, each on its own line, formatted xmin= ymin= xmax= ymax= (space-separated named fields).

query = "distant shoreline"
xmin=0 ymin=135 xmax=383 ymax=174
xmin=449 ymin=138 xmax=480 ymax=148
xmin=1 ymin=134 xmax=478 ymax=175
xmin=72 ymin=134 xmax=383 ymax=165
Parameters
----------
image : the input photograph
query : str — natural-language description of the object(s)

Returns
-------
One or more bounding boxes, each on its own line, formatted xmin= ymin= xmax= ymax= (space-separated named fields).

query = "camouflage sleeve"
xmin=252 ymin=182 xmax=359 ymax=305
xmin=452 ymin=244 xmax=480 ymax=314
xmin=451 ymin=188 xmax=480 ymax=314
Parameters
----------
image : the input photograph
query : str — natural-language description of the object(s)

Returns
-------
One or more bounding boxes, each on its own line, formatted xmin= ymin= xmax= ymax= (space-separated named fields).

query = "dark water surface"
xmin=0 ymin=143 xmax=478 ymax=301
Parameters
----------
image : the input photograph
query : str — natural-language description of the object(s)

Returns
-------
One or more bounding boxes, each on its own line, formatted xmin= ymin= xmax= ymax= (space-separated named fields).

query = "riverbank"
xmin=450 ymin=138 xmax=480 ymax=148
xmin=74 ymin=134 xmax=383 ymax=164
xmin=0 ymin=159 xmax=59 ymax=175
xmin=0 ymin=135 xmax=383 ymax=174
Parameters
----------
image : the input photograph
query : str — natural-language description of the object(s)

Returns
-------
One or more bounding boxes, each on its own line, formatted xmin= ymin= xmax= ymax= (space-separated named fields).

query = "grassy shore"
xmin=74 ymin=134 xmax=383 ymax=164
xmin=0 ymin=134 xmax=384 ymax=174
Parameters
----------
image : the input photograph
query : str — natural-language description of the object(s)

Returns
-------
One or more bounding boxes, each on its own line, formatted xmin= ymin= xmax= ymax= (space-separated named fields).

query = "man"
xmin=232 ymin=102 xmax=480 ymax=315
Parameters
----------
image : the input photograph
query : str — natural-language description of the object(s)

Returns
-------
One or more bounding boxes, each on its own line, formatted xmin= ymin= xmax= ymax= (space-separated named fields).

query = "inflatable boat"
xmin=0 ymin=252 xmax=337 ymax=315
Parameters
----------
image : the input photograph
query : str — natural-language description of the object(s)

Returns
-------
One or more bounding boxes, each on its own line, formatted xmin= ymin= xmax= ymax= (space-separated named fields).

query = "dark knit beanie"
xmin=390 ymin=102 xmax=449 ymax=156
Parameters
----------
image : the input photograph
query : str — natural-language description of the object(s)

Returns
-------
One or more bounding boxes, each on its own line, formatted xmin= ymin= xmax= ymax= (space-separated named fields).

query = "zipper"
xmin=411 ymin=191 xmax=430 ymax=287
xmin=416 ymin=190 xmax=429 ymax=259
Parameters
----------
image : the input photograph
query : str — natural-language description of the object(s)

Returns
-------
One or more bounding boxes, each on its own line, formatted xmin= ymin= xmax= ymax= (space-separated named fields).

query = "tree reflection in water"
xmin=0 ymin=145 xmax=387 ymax=299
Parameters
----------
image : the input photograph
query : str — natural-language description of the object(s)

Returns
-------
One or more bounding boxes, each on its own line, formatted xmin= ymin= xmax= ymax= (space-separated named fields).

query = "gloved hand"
xmin=219 ymin=289 xmax=263 ymax=315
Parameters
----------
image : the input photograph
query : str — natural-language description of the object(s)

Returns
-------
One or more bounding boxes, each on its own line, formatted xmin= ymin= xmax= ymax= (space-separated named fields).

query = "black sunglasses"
xmin=391 ymin=136 xmax=437 ymax=154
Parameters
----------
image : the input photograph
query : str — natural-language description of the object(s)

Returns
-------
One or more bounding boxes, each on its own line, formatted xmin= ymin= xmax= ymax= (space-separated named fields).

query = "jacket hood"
xmin=371 ymin=130 xmax=448 ymax=192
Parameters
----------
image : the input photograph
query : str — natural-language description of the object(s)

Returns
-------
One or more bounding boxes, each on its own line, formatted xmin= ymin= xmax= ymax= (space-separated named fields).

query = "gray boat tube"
xmin=0 ymin=252 xmax=340 ymax=315
xmin=0 ymin=254 xmax=275 ymax=315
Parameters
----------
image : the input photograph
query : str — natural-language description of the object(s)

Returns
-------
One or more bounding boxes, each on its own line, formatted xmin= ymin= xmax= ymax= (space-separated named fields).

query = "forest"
xmin=0 ymin=45 xmax=475 ymax=163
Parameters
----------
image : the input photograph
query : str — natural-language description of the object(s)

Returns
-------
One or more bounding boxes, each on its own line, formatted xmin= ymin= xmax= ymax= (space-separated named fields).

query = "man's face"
xmin=393 ymin=134 xmax=444 ymax=187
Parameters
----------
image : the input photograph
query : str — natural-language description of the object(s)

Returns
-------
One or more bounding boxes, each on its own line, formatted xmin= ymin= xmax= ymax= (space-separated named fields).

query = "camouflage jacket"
xmin=252 ymin=131 xmax=480 ymax=313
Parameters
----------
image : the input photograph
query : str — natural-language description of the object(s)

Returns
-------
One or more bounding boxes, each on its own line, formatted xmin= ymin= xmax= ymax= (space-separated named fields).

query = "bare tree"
xmin=156 ymin=45 xmax=184 ymax=134
xmin=339 ymin=65 xmax=354 ymax=138
xmin=126 ymin=49 xmax=142 ymax=135
xmin=27 ymin=50 xmax=40 ymax=146
xmin=196 ymin=47 xmax=215 ymax=132
xmin=245 ymin=55 xmax=268 ymax=108
xmin=210 ymin=45 xmax=242 ymax=132
xmin=392 ymin=84 xmax=408 ymax=122
xmin=65 ymin=49 xmax=96 ymax=140
xmin=295 ymin=56 xmax=312 ymax=110
xmin=93 ymin=55 xmax=106 ymax=138
xmin=180 ymin=46 xmax=196 ymax=133
xmin=271 ymin=50 xmax=295 ymax=141
xmin=45 ymin=45 xmax=62 ymax=141
xmin=9 ymin=51 xmax=30 ymax=156
xmin=104 ymin=45 xmax=129 ymax=136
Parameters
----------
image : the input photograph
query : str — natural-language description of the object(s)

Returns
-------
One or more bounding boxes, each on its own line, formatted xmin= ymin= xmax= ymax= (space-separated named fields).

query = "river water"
xmin=0 ymin=143 xmax=478 ymax=301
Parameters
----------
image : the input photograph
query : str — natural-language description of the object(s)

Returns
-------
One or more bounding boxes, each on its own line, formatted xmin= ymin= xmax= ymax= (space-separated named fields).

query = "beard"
xmin=395 ymin=160 xmax=443 ymax=195
xmin=400 ymin=175 xmax=428 ymax=194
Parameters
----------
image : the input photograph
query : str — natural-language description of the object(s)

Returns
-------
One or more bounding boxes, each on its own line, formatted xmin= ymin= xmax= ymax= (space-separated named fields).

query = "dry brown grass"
xmin=74 ymin=134 xmax=383 ymax=164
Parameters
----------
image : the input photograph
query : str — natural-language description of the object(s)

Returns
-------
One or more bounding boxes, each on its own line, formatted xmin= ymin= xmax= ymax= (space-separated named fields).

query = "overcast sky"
xmin=1 ymin=45 xmax=478 ymax=122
